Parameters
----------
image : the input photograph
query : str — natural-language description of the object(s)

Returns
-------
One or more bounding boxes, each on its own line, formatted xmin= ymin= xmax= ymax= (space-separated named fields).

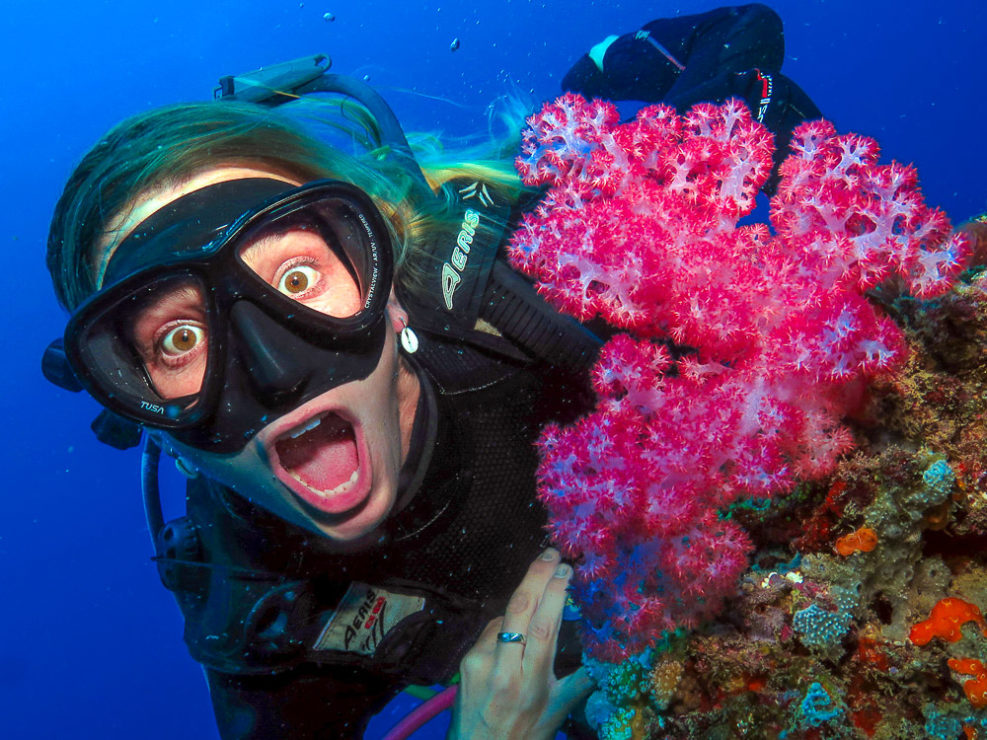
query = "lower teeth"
xmin=292 ymin=468 xmax=359 ymax=497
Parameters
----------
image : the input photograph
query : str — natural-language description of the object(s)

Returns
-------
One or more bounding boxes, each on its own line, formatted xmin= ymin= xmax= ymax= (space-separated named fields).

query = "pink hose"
xmin=381 ymin=685 xmax=458 ymax=740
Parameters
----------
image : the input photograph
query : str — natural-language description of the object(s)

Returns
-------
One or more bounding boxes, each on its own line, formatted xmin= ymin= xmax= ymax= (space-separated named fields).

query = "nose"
xmin=229 ymin=301 xmax=312 ymax=407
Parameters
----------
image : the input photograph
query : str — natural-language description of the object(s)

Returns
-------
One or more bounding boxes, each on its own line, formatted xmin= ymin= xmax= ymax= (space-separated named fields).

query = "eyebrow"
xmin=162 ymin=285 xmax=206 ymax=305
xmin=238 ymin=222 xmax=330 ymax=269
xmin=239 ymin=230 xmax=286 ymax=259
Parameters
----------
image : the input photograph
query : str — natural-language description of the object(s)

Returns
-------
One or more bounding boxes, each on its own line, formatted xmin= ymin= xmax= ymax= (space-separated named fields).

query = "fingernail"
xmin=554 ymin=563 xmax=571 ymax=578
xmin=540 ymin=548 xmax=559 ymax=561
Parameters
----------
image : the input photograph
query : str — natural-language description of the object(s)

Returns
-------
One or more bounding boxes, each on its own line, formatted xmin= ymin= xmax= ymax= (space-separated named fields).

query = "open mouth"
xmin=270 ymin=411 xmax=368 ymax=514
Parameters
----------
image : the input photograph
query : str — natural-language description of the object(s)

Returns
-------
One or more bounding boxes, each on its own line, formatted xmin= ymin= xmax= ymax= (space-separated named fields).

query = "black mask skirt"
xmin=64 ymin=178 xmax=395 ymax=453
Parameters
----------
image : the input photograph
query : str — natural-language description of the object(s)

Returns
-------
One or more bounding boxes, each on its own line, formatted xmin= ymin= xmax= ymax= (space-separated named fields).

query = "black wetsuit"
xmin=161 ymin=327 xmax=593 ymax=738
xmin=563 ymin=3 xmax=822 ymax=189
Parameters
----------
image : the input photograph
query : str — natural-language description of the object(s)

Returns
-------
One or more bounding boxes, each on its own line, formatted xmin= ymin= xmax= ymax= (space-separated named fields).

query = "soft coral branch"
xmin=510 ymin=94 xmax=970 ymax=659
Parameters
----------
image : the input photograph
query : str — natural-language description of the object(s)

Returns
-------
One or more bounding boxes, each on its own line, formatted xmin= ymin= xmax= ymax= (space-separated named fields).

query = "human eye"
xmin=275 ymin=260 xmax=324 ymax=299
xmin=155 ymin=320 xmax=207 ymax=366
xmin=240 ymin=228 xmax=361 ymax=317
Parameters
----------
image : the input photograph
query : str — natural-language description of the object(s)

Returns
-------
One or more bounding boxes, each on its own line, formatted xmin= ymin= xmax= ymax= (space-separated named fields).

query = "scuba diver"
xmin=41 ymin=5 xmax=820 ymax=739
xmin=45 ymin=63 xmax=600 ymax=739
xmin=563 ymin=3 xmax=821 ymax=190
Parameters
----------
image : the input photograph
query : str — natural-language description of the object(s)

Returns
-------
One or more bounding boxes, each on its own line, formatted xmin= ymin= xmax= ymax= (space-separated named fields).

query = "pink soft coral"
xmin=510 ymin=94 xmax=969 ymax=660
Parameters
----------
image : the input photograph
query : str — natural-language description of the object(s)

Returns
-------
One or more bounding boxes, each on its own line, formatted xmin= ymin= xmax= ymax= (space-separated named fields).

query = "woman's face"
xmin=101 ymin=167 xmax=421 ymax=544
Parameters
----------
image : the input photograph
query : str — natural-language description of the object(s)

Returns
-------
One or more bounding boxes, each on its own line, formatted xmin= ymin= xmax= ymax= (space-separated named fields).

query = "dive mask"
xmin=63 ymin=178 xmax=394 ymax=453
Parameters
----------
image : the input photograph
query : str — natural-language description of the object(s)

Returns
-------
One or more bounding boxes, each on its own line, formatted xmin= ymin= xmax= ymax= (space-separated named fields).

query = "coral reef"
xmin=575 ymin=271 xmax=987 ymax=738
xmin=509 ymin=94 xmax=968 ymax=660
xmin=510 ymin=94 xmax=987 ymax=737
xmin=606 ymin=282 xmax=987 ymax=738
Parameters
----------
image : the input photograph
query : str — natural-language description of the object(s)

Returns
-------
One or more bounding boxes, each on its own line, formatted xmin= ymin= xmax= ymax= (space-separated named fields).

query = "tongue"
xmin=275 ymin=415 xmax=358 ymax=493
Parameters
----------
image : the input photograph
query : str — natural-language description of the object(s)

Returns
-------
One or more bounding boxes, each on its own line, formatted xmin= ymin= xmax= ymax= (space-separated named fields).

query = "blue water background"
xmin=1 ymin=1 xmax=984 ymax=737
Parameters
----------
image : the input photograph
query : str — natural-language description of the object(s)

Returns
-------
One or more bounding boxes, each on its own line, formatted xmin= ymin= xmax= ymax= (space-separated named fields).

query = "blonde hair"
xmin=47 ymin=93 xmax=530 ymax=311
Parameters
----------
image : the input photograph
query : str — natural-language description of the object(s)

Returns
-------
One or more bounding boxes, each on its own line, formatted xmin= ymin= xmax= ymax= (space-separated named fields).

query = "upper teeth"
xmin=288 ymin=415 xmax=323 ymax=439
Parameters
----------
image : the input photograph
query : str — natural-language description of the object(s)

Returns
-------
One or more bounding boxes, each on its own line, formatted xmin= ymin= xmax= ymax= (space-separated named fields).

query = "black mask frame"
xmin=62 ymin=178 xmax=394 ymax=453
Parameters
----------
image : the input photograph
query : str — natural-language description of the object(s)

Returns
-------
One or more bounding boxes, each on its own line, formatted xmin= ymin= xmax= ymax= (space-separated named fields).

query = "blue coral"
xmin=923 ymin=705 xmax=963 ymax=740
xmin=792 ymin=603 xmax=851 ymax=650
xmin=599 ymin=707 xmax=636 ymax=740
xmin=923 ymin=703 xmax=987 ymax=739
xmin=895 ymin=457 xmax=955 ymax=517
xmin=797 ymin=682 xmax=844 ymax=729
xmin=584 ymin=690 xmax=618 ymax=734
xmin=583 ymin=649 xmax=655 ymax=737
xmin=585 ymin=649 xmax=655 ymax=706
xmin=922 ymin=459 xmax=955 ymax=501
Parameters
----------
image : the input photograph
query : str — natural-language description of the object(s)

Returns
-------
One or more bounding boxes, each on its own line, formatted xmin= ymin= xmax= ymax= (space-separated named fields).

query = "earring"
xmin=399 ymin=319 xmax=419 ymax=354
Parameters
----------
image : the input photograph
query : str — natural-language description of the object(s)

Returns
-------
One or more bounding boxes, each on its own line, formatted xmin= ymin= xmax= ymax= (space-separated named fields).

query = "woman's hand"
xmin=448 ymin=548 xmax=594 ymax=740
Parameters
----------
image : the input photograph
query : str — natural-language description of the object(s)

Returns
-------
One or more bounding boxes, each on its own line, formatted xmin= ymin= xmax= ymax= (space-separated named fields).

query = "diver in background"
xmin=563 ymin=3 xmax=822 ymax=190
xmin=42 ymin=5 xmax=818 ymax=739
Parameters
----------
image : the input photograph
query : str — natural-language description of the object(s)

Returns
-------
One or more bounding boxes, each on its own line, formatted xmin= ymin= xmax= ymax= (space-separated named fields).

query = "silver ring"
xmin=497 ymin=632 xmax=526 ymax=644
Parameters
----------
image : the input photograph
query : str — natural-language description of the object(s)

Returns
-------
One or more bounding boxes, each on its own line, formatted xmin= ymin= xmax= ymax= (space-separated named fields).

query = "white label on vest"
xmin=313 ymin=582 xmax=426 ymax=656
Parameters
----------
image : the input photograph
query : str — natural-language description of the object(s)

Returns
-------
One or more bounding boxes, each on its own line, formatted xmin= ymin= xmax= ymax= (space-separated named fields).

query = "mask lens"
xmin=128 ymin=277 xmax=209 ymax=399
xmin=73 ymin=273 xmax=211 ymax=422
xmin=236 ymin=196 xmax=377 ymax=320
xmin=65 ymin=181 xmax=393 ymax=436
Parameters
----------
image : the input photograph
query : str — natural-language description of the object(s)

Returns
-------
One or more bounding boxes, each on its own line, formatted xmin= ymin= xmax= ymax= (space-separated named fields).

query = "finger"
xmin=521 ymin=561 xmax=573 ymax=680
xmin=473 ymin=617 xmax=504 ymax=655
xmin=456 ymin=618 xmax=503 ymax=707
xmin=453 ymin=617 xmax=503 ymax=717
xmin=540 ymin=667 xmax=596 ymax=730
xmin=494 ymin=548 xmax=560 ymax=666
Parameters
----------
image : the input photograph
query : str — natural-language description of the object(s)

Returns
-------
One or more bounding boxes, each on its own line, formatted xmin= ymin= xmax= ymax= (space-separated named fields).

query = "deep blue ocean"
xmin=2 ymin=1 xmax=984 ymax=738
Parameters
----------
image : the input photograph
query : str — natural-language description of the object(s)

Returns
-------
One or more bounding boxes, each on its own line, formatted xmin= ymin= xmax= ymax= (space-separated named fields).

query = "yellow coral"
xmin=650 ymin=659 xmax=683 ymax=711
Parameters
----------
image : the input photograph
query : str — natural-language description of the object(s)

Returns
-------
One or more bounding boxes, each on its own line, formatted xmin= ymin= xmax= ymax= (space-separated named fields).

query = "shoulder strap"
xmin=400 ymin=177 xmax=512 ymax=333
xmin=400 ymin=176 xmax=602 ymax=372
